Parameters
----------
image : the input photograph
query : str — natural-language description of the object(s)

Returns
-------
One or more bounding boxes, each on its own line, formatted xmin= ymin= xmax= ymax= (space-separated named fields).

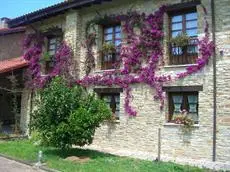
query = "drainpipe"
xmin=211 ymin=0 xmax=217 ymax=162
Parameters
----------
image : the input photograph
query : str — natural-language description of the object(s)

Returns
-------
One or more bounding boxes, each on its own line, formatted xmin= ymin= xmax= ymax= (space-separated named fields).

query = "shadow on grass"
xmin=43 ymin=147 xmax=116 ymax=160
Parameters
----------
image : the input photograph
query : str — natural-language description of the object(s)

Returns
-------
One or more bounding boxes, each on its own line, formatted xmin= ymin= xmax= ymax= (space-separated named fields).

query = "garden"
xmin=0 ymin=140 xmax=208 ymax=172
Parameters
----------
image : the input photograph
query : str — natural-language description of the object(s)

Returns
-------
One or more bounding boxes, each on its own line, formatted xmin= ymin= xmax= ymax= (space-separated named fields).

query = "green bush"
xmin=31 ymin=77 xmax=111 ymax=149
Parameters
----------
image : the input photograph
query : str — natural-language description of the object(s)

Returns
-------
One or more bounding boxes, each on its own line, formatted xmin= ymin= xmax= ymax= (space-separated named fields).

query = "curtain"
xmin=188 ymin=95 xmax=198 ymax=113
xmin=172 ymin=95 xmax=183 ymax=113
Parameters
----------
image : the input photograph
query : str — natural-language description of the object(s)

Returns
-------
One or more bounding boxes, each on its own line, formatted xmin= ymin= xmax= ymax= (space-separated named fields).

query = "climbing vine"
xmin=23 ymin=5 xmax=214 ymax=117
xmin=78 ymin=5 xmax=214 ymax=116
xmin=23 ymin=31 xmax=75 ymax=88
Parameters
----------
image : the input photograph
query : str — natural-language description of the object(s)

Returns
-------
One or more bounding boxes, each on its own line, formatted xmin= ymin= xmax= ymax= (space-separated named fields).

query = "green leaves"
xmin=31 ymin=77 xmax=111 ymax=149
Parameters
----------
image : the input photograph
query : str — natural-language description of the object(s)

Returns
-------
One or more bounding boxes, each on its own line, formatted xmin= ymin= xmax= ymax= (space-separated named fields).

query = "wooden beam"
xmin=162 ymin=85 xmax=203 ymax=92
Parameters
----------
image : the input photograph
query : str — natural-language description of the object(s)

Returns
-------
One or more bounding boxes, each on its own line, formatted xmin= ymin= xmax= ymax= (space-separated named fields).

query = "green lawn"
xmin=0 ymin=140 xmax=207 ymax=172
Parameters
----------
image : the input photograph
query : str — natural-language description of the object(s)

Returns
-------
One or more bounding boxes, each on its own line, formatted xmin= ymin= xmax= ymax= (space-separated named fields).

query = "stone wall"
xmin=0 ymin=32 xmax=24 ymax=60
xmin=29 ymin=0 xmax=230 ymax=166
xmin=77 ymin=0 xmax=230 ymax=164
xmin=215 ymin=0 xmax=230 ymax=163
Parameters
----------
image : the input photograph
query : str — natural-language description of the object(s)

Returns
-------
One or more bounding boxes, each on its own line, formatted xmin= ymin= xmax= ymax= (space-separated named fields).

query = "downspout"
xmin=211 ymin=0 xmax=217 ymax=162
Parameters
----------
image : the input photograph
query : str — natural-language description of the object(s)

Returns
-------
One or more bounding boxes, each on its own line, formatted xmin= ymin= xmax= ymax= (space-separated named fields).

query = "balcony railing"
xmin=101 ymin=51 xmax=120 ymax=70
xmin=169 ymin=38 xmax=198 ymax=65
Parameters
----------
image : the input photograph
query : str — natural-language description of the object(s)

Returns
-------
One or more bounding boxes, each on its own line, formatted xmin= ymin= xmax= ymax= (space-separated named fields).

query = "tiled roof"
xmin=0 ymin=27 xmax=25 ymax=36
xmin=8 ymin=0 xmax=112 ymax=28
xmin=0 ymin=57 xmax=28 ymax=74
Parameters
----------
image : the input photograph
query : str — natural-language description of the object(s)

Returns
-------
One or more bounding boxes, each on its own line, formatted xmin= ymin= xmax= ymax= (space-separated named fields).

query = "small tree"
xmin=31 ymin=77 xmax=111 ymax=149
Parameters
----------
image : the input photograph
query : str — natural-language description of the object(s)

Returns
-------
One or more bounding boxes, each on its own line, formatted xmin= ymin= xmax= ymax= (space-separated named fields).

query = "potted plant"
xmin=170 ymin=33 xmax=190 ymax=47
xmin=172 ymin=109 xmax=194 ymax=132
xmin=41 ymin=52 xmax=52 ymax=62
xmin=101 ymin=42 xmax=116 ymax=55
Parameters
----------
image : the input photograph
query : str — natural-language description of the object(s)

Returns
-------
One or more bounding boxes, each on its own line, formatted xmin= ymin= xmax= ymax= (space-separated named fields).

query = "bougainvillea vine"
xmin=23 ymin=5 xmax=214 ymax=117
xmin=77 ymin=5 xmax=214 ymax=116
xmin=23 ymin=32 xmax=74 ymax=88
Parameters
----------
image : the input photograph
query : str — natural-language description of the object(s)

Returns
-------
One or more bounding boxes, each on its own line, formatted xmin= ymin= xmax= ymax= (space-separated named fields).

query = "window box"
xmin=163 ymin=122 xmax=199 ymax=128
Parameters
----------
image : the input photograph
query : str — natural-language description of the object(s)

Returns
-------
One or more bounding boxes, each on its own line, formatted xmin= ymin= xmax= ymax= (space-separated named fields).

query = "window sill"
xmin=164 ymin=64 xmax=198 ymax=68
xmin=112 ymin=119 xmax=120 ymax=124
xmin=163 ymin=123 xmax=199 ymax=128
xmin=40 ymin=74 xmax=49 ymax=77
xmin=105 ymin=119 xmax=120 ymax=124
xmin=94 ymin=69 xmax=116 ymax=74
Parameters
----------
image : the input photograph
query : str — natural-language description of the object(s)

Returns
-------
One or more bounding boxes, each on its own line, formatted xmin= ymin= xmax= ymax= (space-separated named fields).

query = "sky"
xmin=0 ymin=0 xmax=64 ymax=19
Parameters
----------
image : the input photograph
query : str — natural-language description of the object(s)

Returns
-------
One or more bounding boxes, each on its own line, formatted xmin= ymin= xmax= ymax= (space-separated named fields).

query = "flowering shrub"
xmin=31 ymin=77 xmax=111 ymax=149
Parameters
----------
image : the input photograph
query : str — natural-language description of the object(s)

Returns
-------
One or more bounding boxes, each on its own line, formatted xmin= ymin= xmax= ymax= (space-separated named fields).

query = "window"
xmin=102 ymin=25 xmax=121 ymax=70
xmin=47 ymin=36 xmax=62 ymax=56
xmin=101 ymin=93 xmax=120 ymax=120
xmin=45 ymin=36 xmax=62 ymax=73
xmin=168 ymin=92 xmax=199 ymax=124
xmin=169 ymin=10 xmax=198 ymax=65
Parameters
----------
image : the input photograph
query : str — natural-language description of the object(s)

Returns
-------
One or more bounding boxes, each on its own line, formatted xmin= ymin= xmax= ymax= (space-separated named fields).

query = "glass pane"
xmin=172 ymin=95 xmax=183 ymax=113
xmin=172 ymin=15 xmax=182 ymax=23
xmin=49 ymin=38 xmax=56 ymax=44
xmin=115 ymin=26 xmax=121 ymax=32
xmin=186 ymin=20 xmax=197 ymax=29
xmin=172 ymin=22 xmax=182 ymax=31
xmin=115 ymin=40 xmax=121 ymax=46
xmin=115 ymin=32 xmax=121 ymax=39
xmin=104 ymin=54 xmax=113 ymax=62
xmin=105 ymin=40 xmax=113 ymax=44
xmin=172 ymin=95 xmax=183 ymax=103
xmin=188 ymin=95 xmax=198 ymax=103
xmin=49 ymin=44 xmax=55 ymax=50
xmin=172 ymin=31 xmax=182 ymax=38
xmin=186 ymin=12 xmax=197 ymax=20
xmin=115 ymin=95 xmax=120 ymax=103
xmin=105 ymin=34 xmax=113 ymax=41
xmin=49 ymin=50 xmax=55 ymax=56
xmin=115 ymin=111 xmax=120 ymax=118
xmin=172 ymin=47 xmax=183 ymax=55
xmin=105 ymin=27 xmax=113 ymax=34
xmin=116 ymin=103 xmax=120 ymax=111
xmin=186 ymin=29 xmax=197 ymax=37
xmin=187 ymin=45 xmax=198 ymax=54
xmin=190 ymin=38 xmax=198 ymax=44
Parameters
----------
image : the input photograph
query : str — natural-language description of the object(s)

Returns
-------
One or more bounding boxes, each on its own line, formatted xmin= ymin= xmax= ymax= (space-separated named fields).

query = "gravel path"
xmin=0 ymin=156 xmax=44 ymax=172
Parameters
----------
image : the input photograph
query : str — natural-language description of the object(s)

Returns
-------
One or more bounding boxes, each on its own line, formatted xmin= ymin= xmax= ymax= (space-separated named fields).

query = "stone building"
xmin=8 ymin=0 xmax=230 ymax=168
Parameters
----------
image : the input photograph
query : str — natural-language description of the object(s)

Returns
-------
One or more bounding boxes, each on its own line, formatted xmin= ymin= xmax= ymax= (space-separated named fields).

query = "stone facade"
xmin=26 ymin=0 xmax=230 ymax=168
xmin=0 ymin=31 xmax=24 ymax=61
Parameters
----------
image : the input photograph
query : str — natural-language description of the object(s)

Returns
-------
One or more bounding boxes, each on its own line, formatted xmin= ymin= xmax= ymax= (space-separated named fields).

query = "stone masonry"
xmin=25 ymin=0 xmax=230 ymax=168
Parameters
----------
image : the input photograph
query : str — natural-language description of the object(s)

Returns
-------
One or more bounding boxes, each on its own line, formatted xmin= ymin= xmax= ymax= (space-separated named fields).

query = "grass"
xmin=0 ymin=140 xmax=208 ymax=172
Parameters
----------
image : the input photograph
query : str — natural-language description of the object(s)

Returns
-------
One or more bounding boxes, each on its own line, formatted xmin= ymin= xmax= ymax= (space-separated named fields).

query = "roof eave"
xmin=8 ymin=0 xmax=112 ymax=28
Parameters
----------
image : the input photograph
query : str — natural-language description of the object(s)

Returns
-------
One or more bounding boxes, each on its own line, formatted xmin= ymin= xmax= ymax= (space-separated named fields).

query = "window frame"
xmin=168 ymin=91 xmax=199 ymax=124
xmin=100 ymin=92 xmax=120 ymax=120
xmin=47 ymin=36 xmax=62 ymax=56
xmin=45 ymin=34 xmax=63 ymax=73
xmin=101 ymin=24 xmax=122 ymax=70
xmin=168 ymin=8 xmax=198 ymax=65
